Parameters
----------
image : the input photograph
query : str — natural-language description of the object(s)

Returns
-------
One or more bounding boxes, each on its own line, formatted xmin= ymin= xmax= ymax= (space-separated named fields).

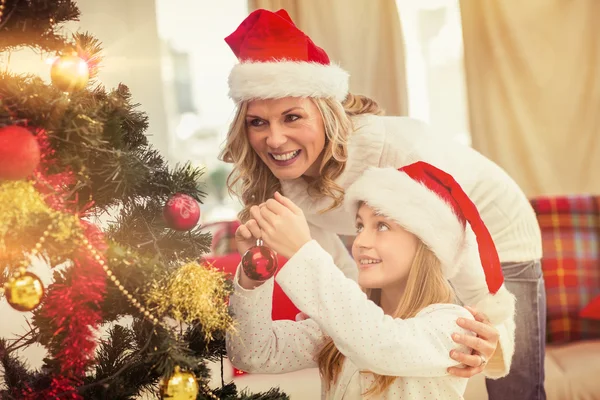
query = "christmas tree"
xmin=0 ymin=1 xmax=287 ymax=399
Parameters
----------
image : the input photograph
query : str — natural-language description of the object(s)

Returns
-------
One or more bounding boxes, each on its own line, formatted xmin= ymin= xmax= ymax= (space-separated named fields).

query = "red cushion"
xmin=580 ymin=294 xmax=600 ymax=320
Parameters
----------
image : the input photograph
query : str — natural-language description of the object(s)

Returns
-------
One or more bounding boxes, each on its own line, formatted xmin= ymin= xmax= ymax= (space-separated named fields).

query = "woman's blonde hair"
xmin=317 ymin=240 xmax=455 ymax=397
xmin=219 ymin=94 xmax=383 ymax=222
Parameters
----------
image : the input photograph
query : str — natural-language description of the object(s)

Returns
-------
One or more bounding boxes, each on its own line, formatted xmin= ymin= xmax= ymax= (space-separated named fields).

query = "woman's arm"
xmin=226 ymin=267 xmax=324 ymax=374
xmin=276 ymin=240 xmax=474 ymax=377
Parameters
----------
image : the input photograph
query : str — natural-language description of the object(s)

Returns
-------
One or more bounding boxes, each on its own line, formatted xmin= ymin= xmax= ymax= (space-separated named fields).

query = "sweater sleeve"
xmin=226 ymin=266 xmax=324 ymax=374
xmin=444 ymin=252 xmax=516 ymax=378
xmin=308 ymin=221 xmax=358 ymax=282
xmin=276 ymin=240 xmax=475 ymax=377
xmin=484 ymin=318 xmax=516 ymax=378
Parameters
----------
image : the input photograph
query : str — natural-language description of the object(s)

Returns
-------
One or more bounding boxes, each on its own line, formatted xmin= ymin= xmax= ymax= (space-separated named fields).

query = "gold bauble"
xmin=50 ymin=55 xmax=90 ymax=92
xmin=5 ymin=272 xmax=44 ymax=312
xmin=161 ymin=366 xmax=199 ymax=400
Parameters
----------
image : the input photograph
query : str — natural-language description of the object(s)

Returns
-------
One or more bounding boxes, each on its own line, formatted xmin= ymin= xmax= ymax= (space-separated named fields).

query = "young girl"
xmin=227 ymin=162 xmax=515 ymax=399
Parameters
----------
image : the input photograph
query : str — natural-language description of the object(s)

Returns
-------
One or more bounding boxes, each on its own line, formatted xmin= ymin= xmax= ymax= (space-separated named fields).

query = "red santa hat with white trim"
xmin=345 ymin=162 xmax=516 ymax=325
xmin=224 ymin=9 xmax=349 ymax=103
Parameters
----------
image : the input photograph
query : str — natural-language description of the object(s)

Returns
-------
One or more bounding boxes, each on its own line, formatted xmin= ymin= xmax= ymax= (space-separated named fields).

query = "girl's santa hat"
xmin=224 ymin=9 xmax=349 ymax=103
xmin=345 ymin=162 xmax=516 ymax=326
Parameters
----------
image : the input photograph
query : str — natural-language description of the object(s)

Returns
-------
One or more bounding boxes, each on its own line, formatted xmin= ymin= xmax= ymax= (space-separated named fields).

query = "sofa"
xmin=465 ymin=195 xmax=600 ymax=400
xmin=216 ymin=195 xmax=600 ymax=400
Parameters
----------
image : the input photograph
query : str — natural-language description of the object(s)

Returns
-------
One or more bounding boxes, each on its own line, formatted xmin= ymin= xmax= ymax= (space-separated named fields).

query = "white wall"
xmin=76 ymin=0 xmax=170 ymax=160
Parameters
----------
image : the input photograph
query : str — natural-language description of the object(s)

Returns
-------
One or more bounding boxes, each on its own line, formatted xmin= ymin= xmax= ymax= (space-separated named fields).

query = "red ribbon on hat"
xmin=400 ymin=162 xmax=504 ymax=294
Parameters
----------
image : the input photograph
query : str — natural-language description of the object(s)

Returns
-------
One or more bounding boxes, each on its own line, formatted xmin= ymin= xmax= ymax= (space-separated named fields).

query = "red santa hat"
xmin=345 ymin=162 xmax=516 ymax=325
xmin=224 ymin=9 xmax=349 ymax=103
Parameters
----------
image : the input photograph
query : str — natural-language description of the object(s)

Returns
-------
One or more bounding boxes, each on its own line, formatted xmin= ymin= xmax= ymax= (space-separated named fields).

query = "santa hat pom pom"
xmin=474 ymin=285 xmax=516 ymax=325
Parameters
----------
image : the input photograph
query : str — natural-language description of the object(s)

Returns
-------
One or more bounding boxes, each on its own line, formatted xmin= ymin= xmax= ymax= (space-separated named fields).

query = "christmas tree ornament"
xmin=50 ymin=54 xmax=90 ymax=92
xmin=0 ymin=125 xmax=40 ymax=181
xmin=4 ymin=271 xmax=45 ymax=312
xmin=163 ymin=193 xmax=200 ymax=231
xmin=161 ymin=366 xmax=199 ymax=400
xmin=242 ymin=239 xmax=278 ymax=281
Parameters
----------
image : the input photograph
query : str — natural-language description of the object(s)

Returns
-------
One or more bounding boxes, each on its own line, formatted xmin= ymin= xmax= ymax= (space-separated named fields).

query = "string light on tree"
xmin=0 ymin=0 xmax=6 ymax=25
xmin=50 ymin=54 xmax=90 ymax=92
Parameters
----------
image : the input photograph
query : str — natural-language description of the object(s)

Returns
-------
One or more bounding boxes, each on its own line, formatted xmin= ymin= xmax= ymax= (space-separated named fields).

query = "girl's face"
xmin=246 ymin=97 xmax=326 ymax=180
xmin=352 ymin=204 xmax=419 ymax=290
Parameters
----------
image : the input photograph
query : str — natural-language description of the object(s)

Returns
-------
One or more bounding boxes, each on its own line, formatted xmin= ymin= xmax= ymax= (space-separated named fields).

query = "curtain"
xmin=460 ymin=0 xmax=600 ymax=196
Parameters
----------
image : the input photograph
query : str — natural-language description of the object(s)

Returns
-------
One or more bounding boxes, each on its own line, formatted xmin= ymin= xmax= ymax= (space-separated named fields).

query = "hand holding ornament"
xmin=250 ymin=192 xmax=312 ymax=260
xmin=236 ymin=220 xmax=278 ymax=288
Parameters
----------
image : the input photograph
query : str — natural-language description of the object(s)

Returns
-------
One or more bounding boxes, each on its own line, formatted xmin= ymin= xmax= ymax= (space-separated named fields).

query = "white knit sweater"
xmin=281 ymin=114 xmax=542 ymax=266
xmin=228 ymin=240 xmax=474 ymax=399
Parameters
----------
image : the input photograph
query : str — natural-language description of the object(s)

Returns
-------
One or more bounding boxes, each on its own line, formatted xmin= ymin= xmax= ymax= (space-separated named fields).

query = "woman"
xmin=220 ymin=9 xmax=545 ymax=399
xmin=228 ymin=163 xmax=515 ymax=399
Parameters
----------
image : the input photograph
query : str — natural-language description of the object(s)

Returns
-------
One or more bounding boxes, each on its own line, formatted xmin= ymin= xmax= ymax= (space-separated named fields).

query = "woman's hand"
xmin=448 ymin=306 xmax=499 ymax=377
xmin=250 ymin=192 xmax=312 ymax=259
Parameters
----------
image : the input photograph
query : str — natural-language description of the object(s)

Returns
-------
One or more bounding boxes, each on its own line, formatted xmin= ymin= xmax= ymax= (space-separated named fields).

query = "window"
xmin=397 ymin=0 xmax=471 ymax=145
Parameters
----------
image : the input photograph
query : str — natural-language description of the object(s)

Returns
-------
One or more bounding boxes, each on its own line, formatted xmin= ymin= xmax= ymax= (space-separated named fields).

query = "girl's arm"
xmin=276 ymin=240 xmax=474 ymax=377
xmin=226 ymin=267 xmax=324 ymax=374
xmin=307 ymin=221 xmax=358 ymax=282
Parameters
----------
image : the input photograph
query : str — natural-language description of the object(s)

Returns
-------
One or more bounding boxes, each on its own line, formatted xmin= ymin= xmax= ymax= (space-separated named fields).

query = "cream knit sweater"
xmin=281 ymin=114 xmax=542 ymax=266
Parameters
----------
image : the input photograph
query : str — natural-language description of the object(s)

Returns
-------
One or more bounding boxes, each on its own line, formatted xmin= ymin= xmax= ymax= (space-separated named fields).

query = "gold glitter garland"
xmin=0 ymin=181 xmax=80 ymax=259
xmin=145 ymin=261 xmax=235 ymax=341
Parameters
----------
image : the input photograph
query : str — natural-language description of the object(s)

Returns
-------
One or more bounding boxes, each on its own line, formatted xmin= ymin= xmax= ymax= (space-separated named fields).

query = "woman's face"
xmin=246 ymin=97 xmax=326 ymax=180
xmin=352 ymin=204 xmax=419 ymax=290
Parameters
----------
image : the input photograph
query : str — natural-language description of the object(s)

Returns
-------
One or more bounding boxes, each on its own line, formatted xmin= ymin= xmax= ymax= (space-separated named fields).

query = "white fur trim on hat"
xmin=228 ymin=61 xmax=349 ymax=102
xmin=345 ymin=167 xmax=466 ymax=279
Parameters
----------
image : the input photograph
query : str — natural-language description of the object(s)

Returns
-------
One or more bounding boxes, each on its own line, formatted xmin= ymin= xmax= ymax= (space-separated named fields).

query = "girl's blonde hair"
xmin=317 ymin=240 xmax=455 ymax=397
xmin=219 ymin=94 xmax=383 ymax=222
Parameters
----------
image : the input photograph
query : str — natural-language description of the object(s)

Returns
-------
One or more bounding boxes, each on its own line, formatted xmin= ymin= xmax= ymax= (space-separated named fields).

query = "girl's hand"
xmin=234 ymin=219 xmax=262 ymax=256
xmin=250 ymin=192 xmax=312 ymax=259
xmin=295 ymin=312 xmax=310 ymax=321
xmin=448 ymin=306 xmax=499 ymax=377
xmin=234 ymin=219 xmax=267 ymax=289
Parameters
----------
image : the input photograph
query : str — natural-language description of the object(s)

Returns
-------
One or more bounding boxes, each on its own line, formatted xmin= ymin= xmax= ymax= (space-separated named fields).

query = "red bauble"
xmin=242 ymin=240 xmax=278 ymax=281
xmin=163 ymin=193 xmax=200 ymax=231
xmin=0 ymin=125 xmax=40 ymax=180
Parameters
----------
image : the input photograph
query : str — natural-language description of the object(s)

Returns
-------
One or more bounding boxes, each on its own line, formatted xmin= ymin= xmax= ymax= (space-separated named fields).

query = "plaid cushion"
xmin=531 ymin=196 xmax=600 ymax=344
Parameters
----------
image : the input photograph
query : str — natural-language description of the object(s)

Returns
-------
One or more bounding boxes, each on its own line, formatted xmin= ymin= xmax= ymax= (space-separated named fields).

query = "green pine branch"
xmin=0 ymin=0 xmax=79 ymax=53
xmin=0 ymin=0 xmax=289 ymax=398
